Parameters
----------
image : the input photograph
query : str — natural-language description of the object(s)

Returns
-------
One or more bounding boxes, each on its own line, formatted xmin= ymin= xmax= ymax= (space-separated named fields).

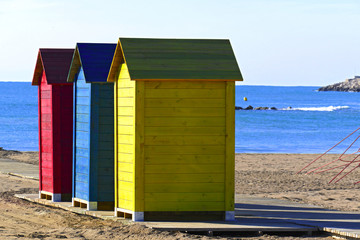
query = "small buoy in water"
xmin=243 ymin=97 xmax=247 ymax=101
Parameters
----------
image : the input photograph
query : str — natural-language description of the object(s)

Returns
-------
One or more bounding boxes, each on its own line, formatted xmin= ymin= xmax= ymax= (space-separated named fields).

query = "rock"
xmin=244 ymin=105 xmax=253 ymax=110
xmin=318 ymin=76 xmax=360 ymax=92
xmin=236 ymin=106 xmax=278 ymax=110
xmin=255 ymin=107 xmax=269 ymax=110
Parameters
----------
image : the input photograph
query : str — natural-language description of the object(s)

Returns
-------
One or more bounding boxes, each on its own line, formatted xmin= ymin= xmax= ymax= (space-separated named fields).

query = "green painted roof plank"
xmin=129 ymin=70 xmax=242 ymax=80
xmin=119 ymin=38 xmax=243 ymax=81
xmin=124 ymin=52 xmax=236 ymax=61
xmin=126 ymin=59 xmax=240 ymax=71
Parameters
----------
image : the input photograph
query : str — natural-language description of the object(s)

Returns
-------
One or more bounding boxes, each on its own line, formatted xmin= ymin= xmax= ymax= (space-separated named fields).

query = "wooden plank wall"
xmin=90 ymin=82 xmax=114 ymax=202
xmin=74 ymin=68 xmax=91 ymax=201
xmin=143 ymin=81 xmax=227 ymax=212
xmin=40 ymin=72 xmax=53 ymax=193
xmin=115 ymin=63 xmax=136 ymax=211
xmin=58 ymin=84 xmax=73 ymax=194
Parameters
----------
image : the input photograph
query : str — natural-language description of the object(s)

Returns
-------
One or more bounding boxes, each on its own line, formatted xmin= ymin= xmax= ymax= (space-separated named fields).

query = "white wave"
xmin=281 ymin=106 xmax=350 ymax=111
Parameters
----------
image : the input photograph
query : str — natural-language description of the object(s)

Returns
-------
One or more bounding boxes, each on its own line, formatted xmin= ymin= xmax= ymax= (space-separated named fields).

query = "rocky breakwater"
xmin=318 ymin=76 xmax=360 ymax=92
xmin=235 ymin=105 xmax=278 ymax=110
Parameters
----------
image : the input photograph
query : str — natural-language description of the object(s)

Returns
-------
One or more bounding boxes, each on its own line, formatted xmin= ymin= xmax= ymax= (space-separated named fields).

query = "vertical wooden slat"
xmin=225 ymin=81 xmax=235 ymax=212
xmin=52 ymin=85 xmax=60 ymax=193
xmin=72 ymin=78 xmax=77 ymax=198
xmin=114 ymin=80 xmax=118 ymax=209
xmin=134 ymin=81 xmax=145 ymax=212
xmin=38 ymin=77 xmax=42 ymax=192
xmin=88 ymin=83 xmax=93 ymax=202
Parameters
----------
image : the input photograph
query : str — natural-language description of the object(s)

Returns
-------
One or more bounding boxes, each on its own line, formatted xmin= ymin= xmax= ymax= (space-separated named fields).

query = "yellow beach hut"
xmin=107 ymin=38 xmax=243 ymax=221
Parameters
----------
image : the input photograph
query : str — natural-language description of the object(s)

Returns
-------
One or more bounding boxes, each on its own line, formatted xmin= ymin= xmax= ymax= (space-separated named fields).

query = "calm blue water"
xmin=0 ymin=83 xmax=359 ymax=153
xmin=0 ymin=82 xmax=38 ymax=151
xmin=236 ymin=85 xmax=360 ymax=153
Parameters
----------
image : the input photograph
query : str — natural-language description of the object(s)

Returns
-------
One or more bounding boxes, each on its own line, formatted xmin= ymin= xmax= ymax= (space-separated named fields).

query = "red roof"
xmin=32 ymin=49 xmax=74 ymax=85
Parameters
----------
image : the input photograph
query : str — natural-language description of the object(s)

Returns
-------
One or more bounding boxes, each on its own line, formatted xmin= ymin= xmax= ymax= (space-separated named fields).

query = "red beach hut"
xmin=32 ymin=48 xmax=74 ymax=202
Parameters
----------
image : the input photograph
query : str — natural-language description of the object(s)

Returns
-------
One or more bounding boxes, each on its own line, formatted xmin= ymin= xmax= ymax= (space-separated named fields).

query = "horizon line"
xmin=0 ymin=79 xmax=322 ymax=87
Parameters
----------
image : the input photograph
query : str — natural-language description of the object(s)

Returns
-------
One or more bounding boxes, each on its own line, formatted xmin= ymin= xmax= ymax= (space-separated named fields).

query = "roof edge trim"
xmin=107 ymin=39 xmax=125 ymax=82
xmin=31 ymin=51 xmax=44 ymax=86
xmin=67 ymin=46 xmax=82 ymax=83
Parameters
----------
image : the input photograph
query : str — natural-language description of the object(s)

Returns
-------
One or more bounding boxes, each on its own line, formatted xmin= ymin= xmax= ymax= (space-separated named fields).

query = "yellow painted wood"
xmin=144 ymin=117 xmax=225 ymax=127
xmin=116 ymin=117 xmax=135 ymax=126
xmin=107 ymin=40 xmax=123 ymax=83
xmin=134 ymin=81 xmax=145 ymax=212
xmin=225 ymin=81 xmax=235 ymax=212
xmin=118 ymin=88 xmax=136 ymax=97
xmin=116 ymin=97 xmax=135 ymax=107
xmin=144 ymin=107 xmax=225 ymax=117
xmin=118 ymin=199 xmax=133 ymax=210
xmin=117 ymin=125 xmax=134 ymax=135
xmin=116 ymin=172 xmax=134 ymax=182
xmin=114 ymin=79 xmax=118 ymax=208
xmin=114 ymin=63 xmax=234 ymax=215
xmin=145 ymin=192 xmax=225 ymax=202
xmin=144 ymin=145 xmax=225 ymax=155
xmin=145 ymin=173 xmax=225 ymax=183
xmin=145 ymin=126 xmax=225 ymax=136
xmin=116 ymin=63 xmax=136 ymax=211
xmin=117 ymin=106 xmax=134 ymax=116
xmin=144 ymin=98 xmax=225 ymax=108
xmin=145 ymin=81 xmax=225 ymax=89
xmin=144 ymin=164 xmax=224 ymax=174
xmin=145 ymin=88 xmax=225 ymax=99
xmin=116 ymin=152 xmax=133 ymax=163
xmin=144 ymin=201 xmax=225 ymax=211
xmin=118 ymin=63 xmax=130 ymax=79
xmin=142 ymin=82 xmax=228 ymax=213
xmin=118 ymin=162 xmax=133 ymax=173
xmin=117 ymin=134 xmax=135 ymax=144
xmin=118 ymin=181 xmax=134 ymax=192
xmin=144 ymin=154 xmax=225 ymax=165
xmin=117 ymin=171 xmax=133 ymax=182
xmin=119 ymin=190 xmax=134 ymax=202
xmin=117 ymin=143 xmax=135 ymax=154
xmin=144 ymin=135 xmax=225 ymax=146
xmin=145 ymin=183 xmax=225 ymax=193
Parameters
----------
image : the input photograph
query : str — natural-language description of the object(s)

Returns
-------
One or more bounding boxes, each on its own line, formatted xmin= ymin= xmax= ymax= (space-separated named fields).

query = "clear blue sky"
xmin=1 ymin=0 xmax=359 ymax=86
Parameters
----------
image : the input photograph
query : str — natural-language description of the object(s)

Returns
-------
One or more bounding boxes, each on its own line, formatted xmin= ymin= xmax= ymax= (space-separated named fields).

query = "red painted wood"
xmin=59 ymin=85 xmax=73 ymax=194
xmin=38 ymin=69 xmax=73 ymax=196
xmin=38 ymin=76 xmax=42 ymax=192
xmin=40 ymin=72 xmax=53 ymax=192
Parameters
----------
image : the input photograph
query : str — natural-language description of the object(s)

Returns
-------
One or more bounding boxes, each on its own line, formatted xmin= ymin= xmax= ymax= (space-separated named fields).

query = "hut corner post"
xmin=38 ymin=81 xmax=42 ymax=199
xmin=225 ymin=81 xmax=235 ymax=221
xmin=133 ymin=81 xmax=145 ymax=221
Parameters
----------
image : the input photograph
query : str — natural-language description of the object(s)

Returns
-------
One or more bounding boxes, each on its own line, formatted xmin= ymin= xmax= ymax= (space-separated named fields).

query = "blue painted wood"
xmin=70 ymin=44 xmax=115 ymax=207
xmin=72 ymin=69 xmax=77 ymax=198
xmin=76 ymin=43 xmax=116 ymax=83
xmin=89 ymin=83 xmax=99 ymax=202
xmin=73 ymin=68 xmax=91 ymax=200
xmin=76 ymin=96 xmax=90 ymax=105
xmin=76 ymin=123 xmax=90 ymax=132
xmin=76 ymin=114 xmax=90 ymax=123
xmin=75 ymin=173 xmax=88 ymax=183
xmin=76 ymin=105 xmax=90 ymax=114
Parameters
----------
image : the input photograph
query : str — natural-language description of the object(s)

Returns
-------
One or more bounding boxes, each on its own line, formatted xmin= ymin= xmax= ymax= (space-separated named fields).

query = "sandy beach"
xmin=1 ymin=148 xmax=359 ymax=239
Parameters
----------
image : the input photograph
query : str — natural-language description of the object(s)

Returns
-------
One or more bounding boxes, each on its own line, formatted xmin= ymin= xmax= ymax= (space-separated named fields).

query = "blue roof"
xmin=67 ymin=43 xmax=116 ymax=83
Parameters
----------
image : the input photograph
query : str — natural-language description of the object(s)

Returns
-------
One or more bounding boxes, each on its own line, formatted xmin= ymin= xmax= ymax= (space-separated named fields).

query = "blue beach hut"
xmin=67 ymin=43 xmax=116 ymax=210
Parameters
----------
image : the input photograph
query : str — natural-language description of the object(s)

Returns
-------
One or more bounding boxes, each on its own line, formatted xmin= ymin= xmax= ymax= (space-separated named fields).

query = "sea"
xmin=0 ymin=82 xmax=359 ymax=153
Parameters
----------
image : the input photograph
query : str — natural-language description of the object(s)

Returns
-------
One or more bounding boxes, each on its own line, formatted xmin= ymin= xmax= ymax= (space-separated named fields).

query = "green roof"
xmin=108 ymin=38 xmax=243 ymax=81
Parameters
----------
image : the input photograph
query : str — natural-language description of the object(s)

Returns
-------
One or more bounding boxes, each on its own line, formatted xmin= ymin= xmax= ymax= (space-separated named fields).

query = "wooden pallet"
xmin=40 ymin=192 xmax=52 ymax=201
xmin=115 ymin=209 xmax=132 ymax=220
xmin=72 ymin=198 xmax=89 ymax=209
